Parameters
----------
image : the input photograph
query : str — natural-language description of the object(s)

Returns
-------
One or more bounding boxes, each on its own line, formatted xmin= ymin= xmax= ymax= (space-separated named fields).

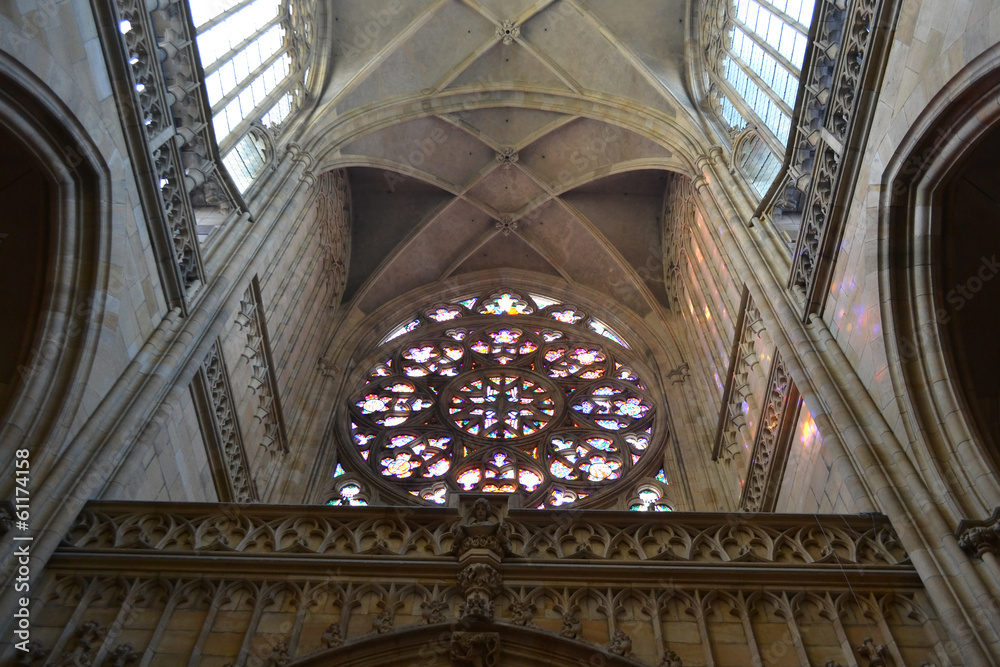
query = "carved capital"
xmin=957 ymin=507 xmax=1000 ymax=559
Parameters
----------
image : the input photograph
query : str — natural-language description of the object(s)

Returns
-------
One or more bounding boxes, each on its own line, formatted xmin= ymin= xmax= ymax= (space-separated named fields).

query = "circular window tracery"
xmin=444 ymin=369 xmax=559 ymax=439
xmin=345 ymin=291 xmax=660 ymax=507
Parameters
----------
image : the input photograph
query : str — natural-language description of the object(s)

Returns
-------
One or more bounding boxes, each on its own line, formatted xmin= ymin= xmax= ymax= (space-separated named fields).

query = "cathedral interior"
xmin=3 ymin=0 xmax=1000 ymax=664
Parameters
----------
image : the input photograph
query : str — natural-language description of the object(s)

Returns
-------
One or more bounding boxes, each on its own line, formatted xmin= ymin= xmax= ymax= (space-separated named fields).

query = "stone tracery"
xmin=344 ymin=291 xmax=660 ymax=508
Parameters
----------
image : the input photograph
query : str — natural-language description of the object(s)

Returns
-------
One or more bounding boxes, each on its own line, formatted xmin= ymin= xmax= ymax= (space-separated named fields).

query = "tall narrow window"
xmin=188 ymin=0 xmax=308 ymax=192
xmin=704 ymin=0 xmax=816 ymax=196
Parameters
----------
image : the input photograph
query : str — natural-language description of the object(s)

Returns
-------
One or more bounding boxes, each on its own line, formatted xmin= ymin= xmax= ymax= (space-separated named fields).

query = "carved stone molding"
xmin=63 ymin=502 xmax=911 ymax=569
xmin=450 ymin=632 xmax=500 ymax=667
xmin=32 ymin=575 xmax=938 ymax=665
xmin=739 ymin=352 xmax=800 ymax=512
xmin=201 ymin=341 xmax=258 ymax=503
xmin=713 ymin=288 xmax=766 ymax=465
xmin=239 ymin=279 xmax=289 ymax=455
xmin=315 ymin=170 xmax=352 ymax=308
xmin=662 ymin=175 xmax=696 ymax=311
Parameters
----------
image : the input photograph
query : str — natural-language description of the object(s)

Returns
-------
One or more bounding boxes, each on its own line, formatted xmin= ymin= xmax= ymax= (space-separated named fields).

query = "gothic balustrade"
xmin=111 ymin=0 xmax=250 ymax=302
xmin=746 ymin=0 xmax=894 ymax=319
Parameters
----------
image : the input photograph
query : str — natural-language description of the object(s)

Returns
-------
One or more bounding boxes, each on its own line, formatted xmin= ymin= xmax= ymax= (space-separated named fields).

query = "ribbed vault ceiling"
xmin=302 ymin=0 xmax=703 ymax=323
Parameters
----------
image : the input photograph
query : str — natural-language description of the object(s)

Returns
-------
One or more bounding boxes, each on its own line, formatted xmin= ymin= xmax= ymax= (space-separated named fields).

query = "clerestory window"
xmin=188 ymin=0 xmax=307 ymax=192
xmin=704 ymin=0 xmax=816 ymax=197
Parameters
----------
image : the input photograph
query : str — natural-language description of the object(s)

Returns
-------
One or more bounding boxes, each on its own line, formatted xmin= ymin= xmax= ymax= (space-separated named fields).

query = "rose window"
xmin=345 ymin=292 xmax=660 ymax=508
xmin=444 ymin=370 xmax=558 ymax=439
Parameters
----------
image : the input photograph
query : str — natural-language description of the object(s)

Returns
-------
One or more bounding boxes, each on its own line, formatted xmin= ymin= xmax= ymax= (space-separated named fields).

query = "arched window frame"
xmin=732 ymin=126 xmax=784 ymax=198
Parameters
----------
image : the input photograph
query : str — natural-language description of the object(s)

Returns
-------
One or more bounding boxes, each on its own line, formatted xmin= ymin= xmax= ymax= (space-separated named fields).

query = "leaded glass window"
xmin=703 ymin=0 xmax=816 ymax=197
xmin=343 ymin=292 xmax=661 ymax=508
xmin=188 ymin=0 xmax=310 ymax=193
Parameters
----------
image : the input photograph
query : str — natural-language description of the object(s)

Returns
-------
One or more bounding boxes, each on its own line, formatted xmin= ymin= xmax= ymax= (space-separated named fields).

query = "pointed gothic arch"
xmin=880 ymin=45 xmax=1000 ymax=519
xmin=0 ymin=55 xmax=113 ymax=473
xmin=286 ymin=619 xmax=648 ymax=667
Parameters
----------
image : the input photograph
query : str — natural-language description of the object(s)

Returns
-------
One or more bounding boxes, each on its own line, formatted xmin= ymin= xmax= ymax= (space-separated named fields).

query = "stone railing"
xmin=712 ymin=289 xmax=766 ymax=467
xmin=110 ymin=0 xmax=250 ymax=302
xmin=738 ymin=351 xmax=801 ymax=512
xmin=62 ymin=502 xmax=909 ymax=568
xmin=199 ymin=341 xmax=258 ymax=502
xmin=750 ymin=0 xmax=898 ymax=318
